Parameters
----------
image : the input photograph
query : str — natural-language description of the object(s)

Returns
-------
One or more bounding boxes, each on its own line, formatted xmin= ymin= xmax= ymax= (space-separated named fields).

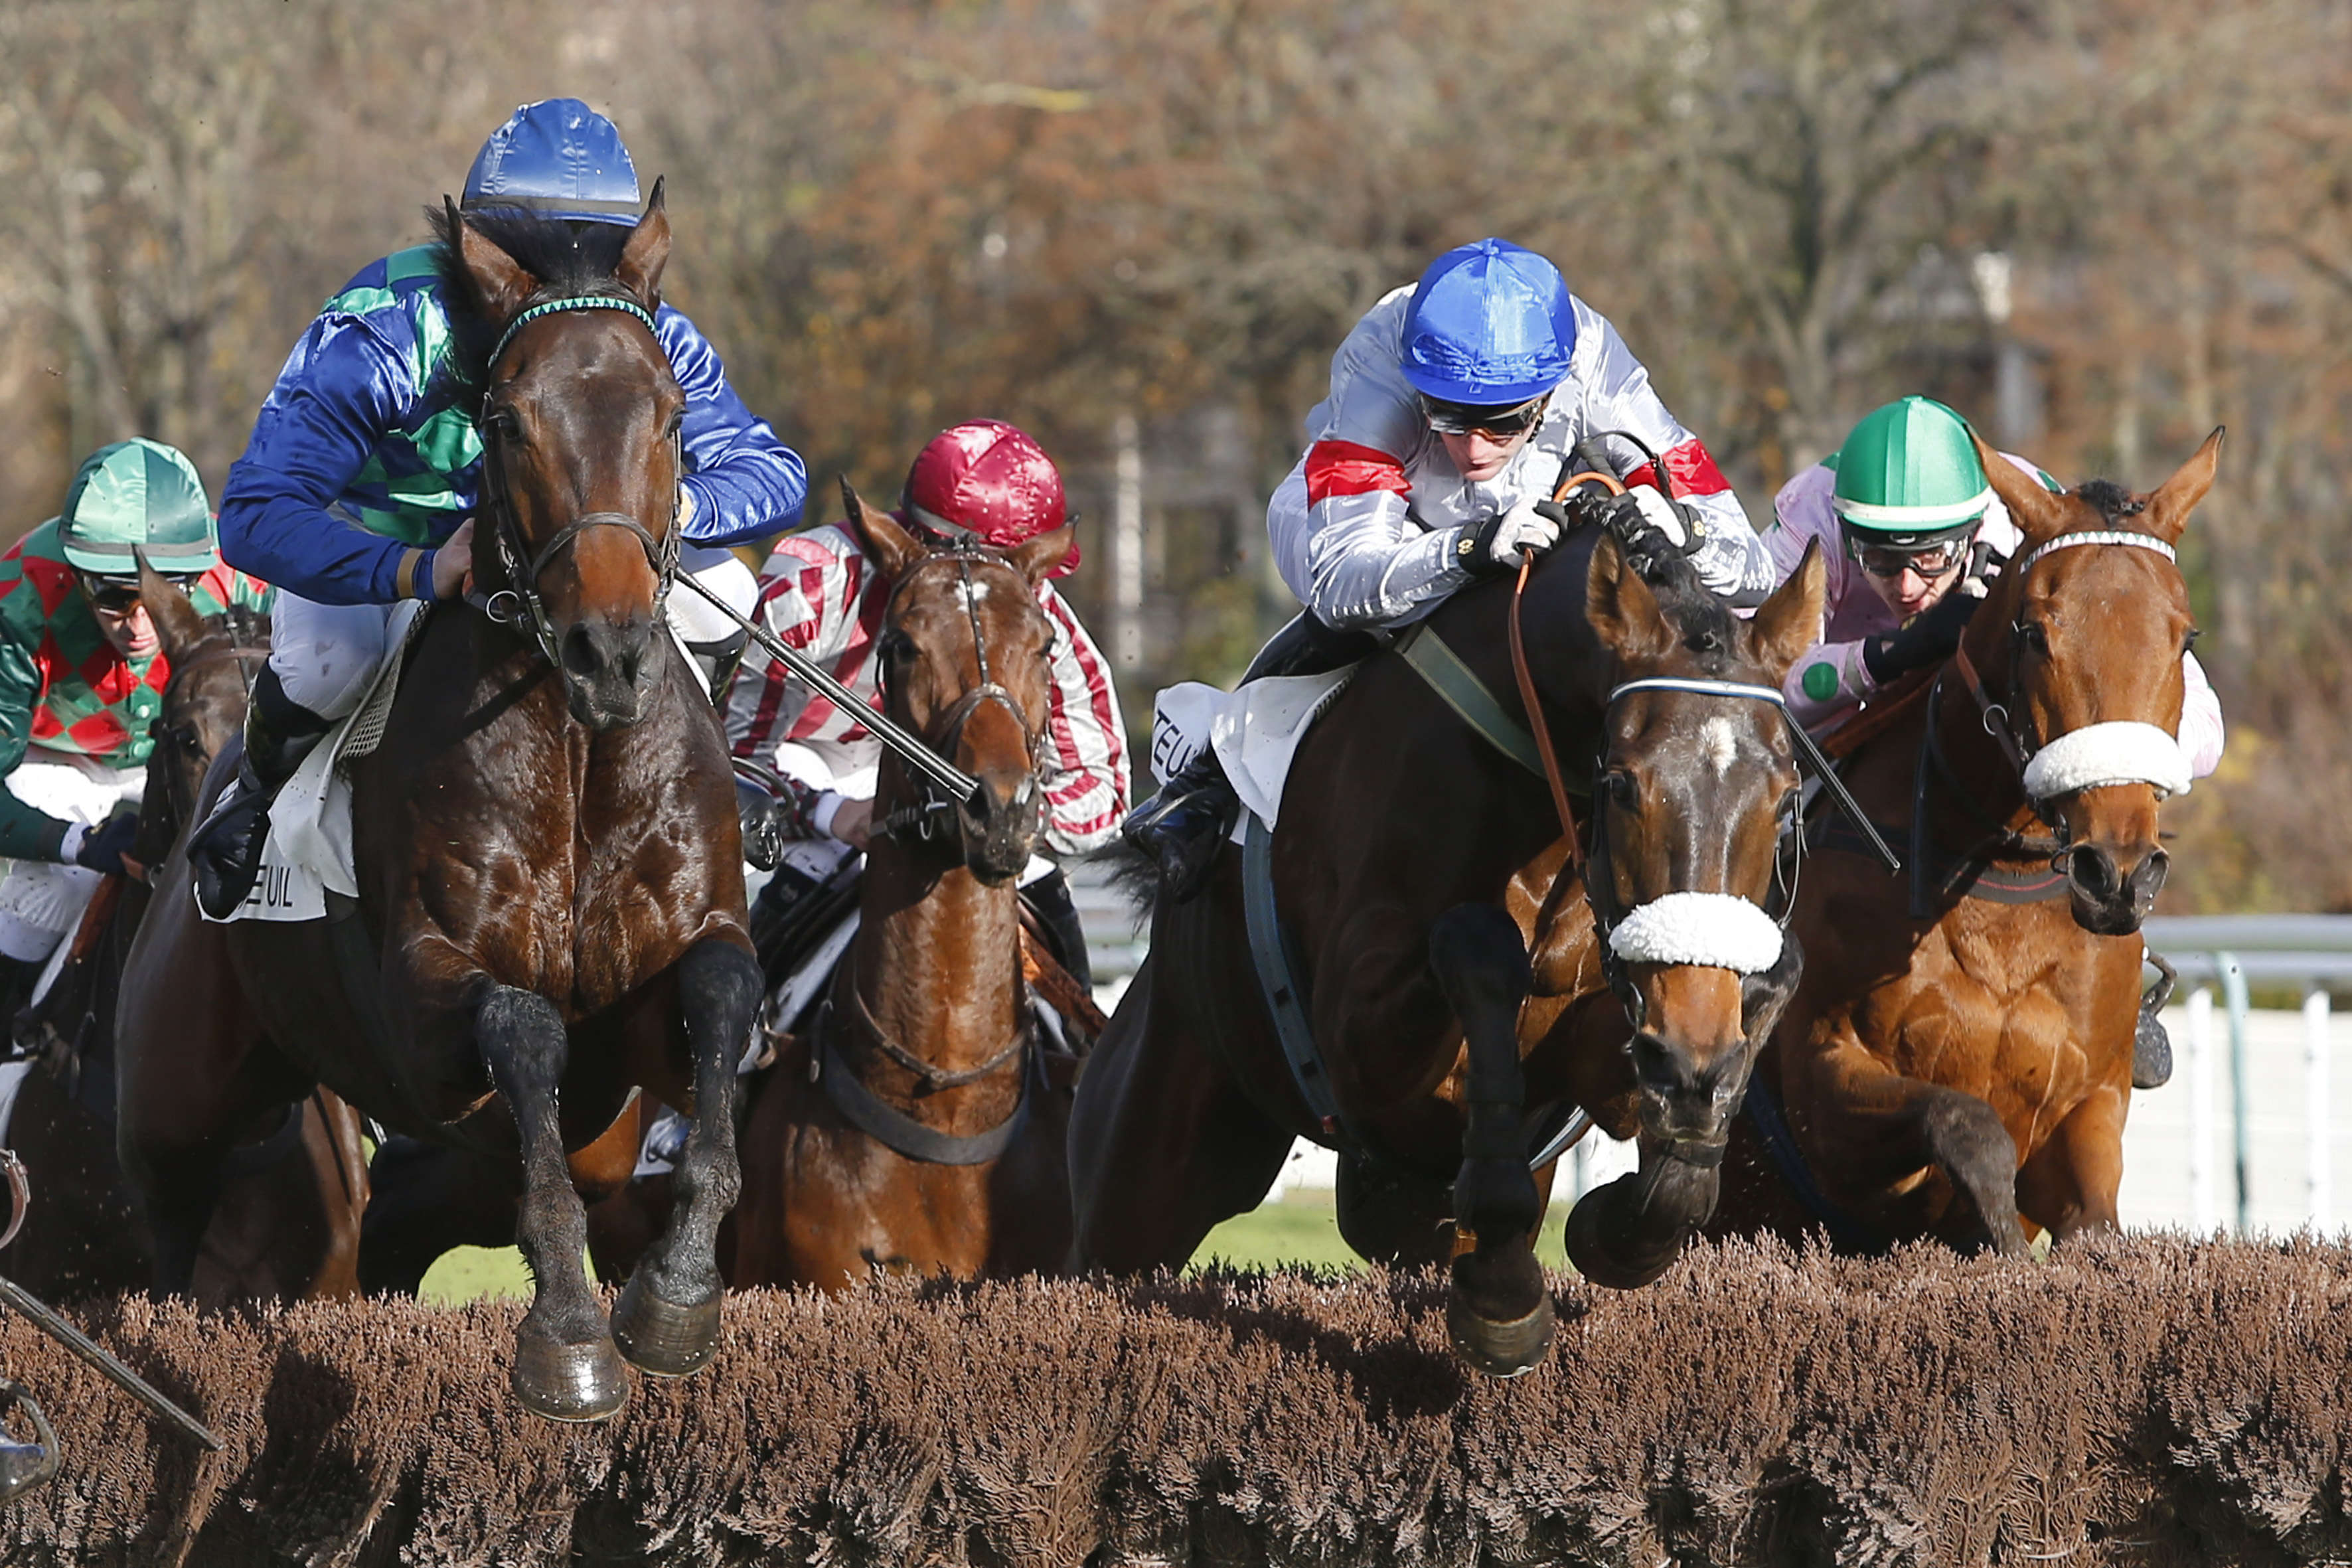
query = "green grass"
xmin=410 ymin=1194 xmax=1571 ymax=1304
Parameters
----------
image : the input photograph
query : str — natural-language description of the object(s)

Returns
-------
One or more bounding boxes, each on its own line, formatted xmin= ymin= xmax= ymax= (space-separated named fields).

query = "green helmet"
xmin=1824 ymin=396 xmax=1990 ymax=549
xmin=56 ymin=438 xmax=219 ymax=578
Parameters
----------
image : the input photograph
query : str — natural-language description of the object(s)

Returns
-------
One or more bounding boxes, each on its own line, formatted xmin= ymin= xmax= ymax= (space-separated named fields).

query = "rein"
xmin=1508 ymin=467 xmax=1622 ymax=872
xmin=473 ymin=293 xmax=684 ymax=668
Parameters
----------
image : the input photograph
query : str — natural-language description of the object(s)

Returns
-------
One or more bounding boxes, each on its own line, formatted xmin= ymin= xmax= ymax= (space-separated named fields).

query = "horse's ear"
xmin=447 ymin=196 xmax=538 ymax=326
xmin=2139 ymin=426 xmax=2223 ymax=544
xmin=136 ymin=551 xmax=209 ymax=663
xmin=1007 ymin=523 xmax=1075 ymax=587
xmin=1972 ymin=430 xmax=2069 ymax=541
xmin=1586 ymin=531 xmax=1674 ymax=663
xmin=841 ymin=477 xmax=925 ymax=578
xmin=616 ymin=177 xmax=670 ymax=309
xmin=1745 ymin=538 xmax=1827 ymax=680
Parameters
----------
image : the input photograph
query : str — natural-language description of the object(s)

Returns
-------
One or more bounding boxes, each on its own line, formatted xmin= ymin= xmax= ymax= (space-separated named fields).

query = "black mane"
xmin=1632 ymin=534 xmax=1742 ymax=675
xmin=2073 ymin=477 xmax=2146 ymax=522
xmin=423 ymin=204 xmax=641 ymax=401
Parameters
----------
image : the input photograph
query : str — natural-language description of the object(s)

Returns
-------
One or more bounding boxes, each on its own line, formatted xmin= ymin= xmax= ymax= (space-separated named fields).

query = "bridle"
xmin=473 ymin=295 xmax=683 ymax=667
xmin=870 ymin=546 xmax=1049 ymax=846
xmin=1926 ymin=520 xmax=2184 ymax=860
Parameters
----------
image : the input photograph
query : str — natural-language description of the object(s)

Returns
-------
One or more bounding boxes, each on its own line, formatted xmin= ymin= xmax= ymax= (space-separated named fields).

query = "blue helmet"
xmin=463 ymin=98 xmax=641 ymax=224
xmin=1401 ymin=239 xmax=1578 ymax=405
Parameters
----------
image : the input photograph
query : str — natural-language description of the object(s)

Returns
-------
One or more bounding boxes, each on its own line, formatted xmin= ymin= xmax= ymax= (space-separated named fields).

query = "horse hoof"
xmin=1563 ymin=1187 xmax=1682 ymax=1291
xmin=612 ymin=1272 xmax=722 ymax=1377
xmin=511 ymin=1332 xmax=630 ymax=1422
xmin=1444 ymin=1291 xmax=1556 ymax=1378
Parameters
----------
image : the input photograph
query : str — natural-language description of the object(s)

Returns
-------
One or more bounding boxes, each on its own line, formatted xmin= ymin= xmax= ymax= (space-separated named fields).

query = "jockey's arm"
xmin=0 ymin=645 xmax=74 ymax=862
xmin=655 ymin=310 xmax=808 ymax=545
xmin=1034 ymin=584 xmax=1131 ymax=855
xmin=218 ymin=316 xmax=437 ymax=606
xmin=1273 ymin=459 xmax=1469 ymax=630
xmin=1571 ymin=309 xmax=1774 ymax=607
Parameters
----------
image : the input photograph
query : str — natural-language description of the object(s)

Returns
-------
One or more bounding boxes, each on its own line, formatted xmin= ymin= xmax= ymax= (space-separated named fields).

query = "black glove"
xmin=1861 ymin=587 xmax=1984 ymax=683
xmin=735 ymin=781 xmax=790 ymax=872
xmin=72 ymin=811 xmax=141 ymax=876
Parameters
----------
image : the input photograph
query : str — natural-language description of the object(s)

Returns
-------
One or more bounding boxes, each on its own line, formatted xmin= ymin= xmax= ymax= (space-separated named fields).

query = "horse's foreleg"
xmin=611 ymin=938 xmax=754 ymax=1378
xmin=2016 ymin=1084 xmax=2127 ymax=1241
xmin=474 ymin=984 xmax=629 ymax=1421
xmin=1429 ymin=903 xmax=1553 ymax=1377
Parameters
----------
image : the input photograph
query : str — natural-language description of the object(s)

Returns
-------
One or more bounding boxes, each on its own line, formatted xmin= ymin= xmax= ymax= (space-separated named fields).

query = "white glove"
xmin=1460 ymin=496 xmax=1561 ymax=574
xmin=1629 ymin=485 xmax=1689 ymax=548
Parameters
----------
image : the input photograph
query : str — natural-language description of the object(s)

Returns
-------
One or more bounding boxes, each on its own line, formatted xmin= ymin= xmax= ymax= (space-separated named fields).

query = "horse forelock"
xmin=426 ymin=205 xmax=648 ymax=397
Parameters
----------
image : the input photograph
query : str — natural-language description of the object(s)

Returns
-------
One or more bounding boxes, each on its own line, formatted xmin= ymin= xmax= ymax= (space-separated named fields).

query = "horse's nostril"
xmin=2128 ymin=848 xmax=2171 ymax=909
xmin=2065 ymin=844 xmax=2118 ymax=900
xmin=562 ymin=625 xmax=601 ymax=678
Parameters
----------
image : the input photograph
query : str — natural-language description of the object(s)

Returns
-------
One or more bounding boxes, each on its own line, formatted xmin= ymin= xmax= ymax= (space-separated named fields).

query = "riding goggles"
xmin=82 ymin=574 xmax=197 ymax=614
xmin=1419 ymin=392 xmax=1549 ymax=439
xmin=1849 ymin=534 xmax=1971 ymax=580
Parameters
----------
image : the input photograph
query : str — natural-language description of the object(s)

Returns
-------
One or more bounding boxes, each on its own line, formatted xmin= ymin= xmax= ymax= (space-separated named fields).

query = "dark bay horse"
xmin=5 ymin=565 xmax=367 ymax=1304
xmin=1709 ymin=431 xmax=2221 ymax=1254
xmin=118 ymin=189 xmax=759 ymax=1421
xmin=730 ymin=485 xmax=1079 ymax=1288
xmin=1069 ymin=524 xmax=1827 ymax=1373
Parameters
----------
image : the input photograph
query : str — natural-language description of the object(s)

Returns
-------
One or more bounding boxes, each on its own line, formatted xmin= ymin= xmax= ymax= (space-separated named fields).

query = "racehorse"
xmin=1069 ymin=518 xmax=1828 ymax=1373
xmin=4 ymin=562 xmax=367 ymax=1304
xmin=117 ymin=188 xmax=760 ymax=1421
xmin=728 ymin=485 xmax=1080 ymax=1288
xmin=1708 ymin=431 xmax=2220 ymax=1254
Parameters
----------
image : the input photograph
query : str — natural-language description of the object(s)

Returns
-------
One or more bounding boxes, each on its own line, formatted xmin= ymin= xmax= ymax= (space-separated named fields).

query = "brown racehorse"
xmin=729 ymin=485 xmax=1079 ymax=1289
xmin=1709 ymin=431 xmax=2221 ymax=1255
xmin=1069 ymin=521 xmax=1828 ymax=1373
xmin=5 ymin=564 xmax=366 ymax=1304
xmin=117 ymin=189 xmax=761 ymax=1421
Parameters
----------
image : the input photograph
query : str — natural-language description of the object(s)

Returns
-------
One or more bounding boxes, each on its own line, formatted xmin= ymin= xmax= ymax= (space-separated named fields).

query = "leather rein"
xmin=473 ymin=295 xmax=683 ymax=667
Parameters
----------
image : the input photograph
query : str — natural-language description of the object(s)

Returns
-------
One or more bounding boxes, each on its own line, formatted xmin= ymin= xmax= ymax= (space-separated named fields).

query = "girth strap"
xmin=1241 ymin=814 xmax=1348 ymax=1145
xmin=1741 ymin=1069 xmax=1884 ymax=1253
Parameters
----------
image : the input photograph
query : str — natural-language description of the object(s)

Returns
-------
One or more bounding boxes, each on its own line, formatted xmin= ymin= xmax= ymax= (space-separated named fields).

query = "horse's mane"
xmin=422 ymin=204 xmax=641 ymax=403
xmin=2071 ymin=478 xmax=2146 ymax=523
xmin=1627 ymin=532 xmax=1743 ymax=678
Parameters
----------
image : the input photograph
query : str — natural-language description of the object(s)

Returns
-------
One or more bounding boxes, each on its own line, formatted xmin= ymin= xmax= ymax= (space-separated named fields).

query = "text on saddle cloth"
xmin=1147 ymin=665 xmax=1360 ymax=842
xmin=200 ymin=601 xmax=427 ymax=925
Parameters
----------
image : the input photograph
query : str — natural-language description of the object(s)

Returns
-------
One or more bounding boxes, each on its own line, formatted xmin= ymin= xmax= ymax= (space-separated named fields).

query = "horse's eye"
xmin=663 ymin=408 xmax=685 ymax=440
xmin=878 ymin=632 xmax=915 ymax=664
xmin=485 ymin=406 xmax=522 ymax=440
xmin=2013 ymin=620 xmax=2050 ymax=656
xmin=1601 ymin=770 xmax=1638 ymax=808
xmin=2183 ymin=626 xmax=2202 ymax=653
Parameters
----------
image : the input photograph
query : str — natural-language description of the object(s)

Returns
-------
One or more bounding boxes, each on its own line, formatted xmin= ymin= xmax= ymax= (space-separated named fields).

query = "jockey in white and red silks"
xmin=727 ymin=420 xmax=1129 ymax=864
xmin=1127 ymin=236 xmax=1774 ymax=898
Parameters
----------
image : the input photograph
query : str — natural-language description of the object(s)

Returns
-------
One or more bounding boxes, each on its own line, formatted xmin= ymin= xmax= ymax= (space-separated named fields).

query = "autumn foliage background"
xmin=2 ymin=0 xmax=2348 ymax=911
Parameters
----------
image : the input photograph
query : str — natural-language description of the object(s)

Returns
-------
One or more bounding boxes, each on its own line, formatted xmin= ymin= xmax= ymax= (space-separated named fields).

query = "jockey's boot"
xmin=1119 ymin=613 xmax=1379 ymax=903
xmin=1019 ymin=862 xmax=1094 ymax=988
xmin=188 ymin=667 xmax=332 ymax=921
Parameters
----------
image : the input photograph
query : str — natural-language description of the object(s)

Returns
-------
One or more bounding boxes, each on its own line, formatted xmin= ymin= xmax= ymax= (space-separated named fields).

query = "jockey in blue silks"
xmin=189 ymin=98 xmax=807 ymax=919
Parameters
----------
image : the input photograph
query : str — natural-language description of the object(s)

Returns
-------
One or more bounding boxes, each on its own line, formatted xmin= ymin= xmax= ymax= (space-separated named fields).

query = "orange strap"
xmin=1506 ymin=469 xmax=1626 ymax=872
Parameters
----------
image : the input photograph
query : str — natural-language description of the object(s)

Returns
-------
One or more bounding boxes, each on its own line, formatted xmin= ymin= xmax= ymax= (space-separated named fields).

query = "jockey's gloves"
xmin=1458 ymin=496 xmax=1560 ymax=576
xmin=1861 ymin=584 xmax=1984 ymax=683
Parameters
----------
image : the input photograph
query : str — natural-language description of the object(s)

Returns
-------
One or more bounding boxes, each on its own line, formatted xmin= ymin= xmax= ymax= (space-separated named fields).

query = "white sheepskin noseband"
xmin=1607 ymin=892 xmax=1784 ymax=975
xmin=2019 ymin=721 xmax=2191 ymax=801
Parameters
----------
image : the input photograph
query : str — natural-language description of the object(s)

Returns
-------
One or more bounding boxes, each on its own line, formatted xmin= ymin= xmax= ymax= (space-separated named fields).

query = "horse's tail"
xmin=1081 ymin=840 xmax=1160 ymax=930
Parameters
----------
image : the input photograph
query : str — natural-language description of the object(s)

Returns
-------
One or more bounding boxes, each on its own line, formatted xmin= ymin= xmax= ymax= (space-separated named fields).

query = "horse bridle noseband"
xmin=1926 ymin=521 xmax=2182 ymax=857
xmin=872 ymin=547 xmax=1049 ymax=845
xmin=474 ymin=295 xmax=684 ymax=667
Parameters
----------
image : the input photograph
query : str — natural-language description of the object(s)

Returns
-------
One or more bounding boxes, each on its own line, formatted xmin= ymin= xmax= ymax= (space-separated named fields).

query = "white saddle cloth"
xmin=1148 ymin=667 xmax=1358 ymax=841
xmin=202 ymin=601 xmax=425 ymax=925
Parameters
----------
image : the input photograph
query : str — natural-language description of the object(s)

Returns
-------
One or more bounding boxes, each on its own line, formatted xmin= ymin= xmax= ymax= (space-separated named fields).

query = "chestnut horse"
xmin=117 ymin=189 xmax=759 ymax=1421
xmin=728 ymin=486 xmax=1079 ymax=1288
xmin=1709 ymin=431 xmax=2221 ymax=1253
xmin=1069 ymin=523 xmax=1828 ymax=1373
xmin=5 ymin=565 xmax=366 ymax=1304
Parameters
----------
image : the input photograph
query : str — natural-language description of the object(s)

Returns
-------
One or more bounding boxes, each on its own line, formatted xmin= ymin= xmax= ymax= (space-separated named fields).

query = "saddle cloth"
xmin=202 ymin=601 xmax=426 ymax=925
xmin=1147 ymin=666 xmax=1358 ymax=841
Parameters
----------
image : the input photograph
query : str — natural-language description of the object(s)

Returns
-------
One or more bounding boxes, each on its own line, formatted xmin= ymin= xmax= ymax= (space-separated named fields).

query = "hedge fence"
xmin=3 ymin=1233 xmax=2349 ymax=1566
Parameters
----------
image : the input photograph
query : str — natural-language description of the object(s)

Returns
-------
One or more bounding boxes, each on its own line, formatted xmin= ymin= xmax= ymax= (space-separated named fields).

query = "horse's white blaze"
xmin=2020 ymin=720 xmax=2191 ymax=800
xmin=1699 ymin=717 xmax=1739 ymax=775
xmin=1608 ymin=892 xmax=1784 ymax=974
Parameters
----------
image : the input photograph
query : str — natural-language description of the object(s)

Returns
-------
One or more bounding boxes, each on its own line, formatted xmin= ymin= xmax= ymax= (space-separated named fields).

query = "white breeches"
xmin=266 ymin=548 xmax=762 ymax=719
xmin=0 ymin=754 xmax=147 ymax=961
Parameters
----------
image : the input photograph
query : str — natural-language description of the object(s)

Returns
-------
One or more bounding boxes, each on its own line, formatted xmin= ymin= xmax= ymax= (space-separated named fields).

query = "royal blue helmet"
xmin=462 ymin=98 xmax=641 ymax=224
xmin=1401 ymin=239 xmax=1578 ymax=406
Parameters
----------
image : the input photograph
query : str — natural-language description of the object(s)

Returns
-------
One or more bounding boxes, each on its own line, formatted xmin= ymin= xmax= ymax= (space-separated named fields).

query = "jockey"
xmin=727 ymin=421 xmax=1128 ymax=982
xmin=1765 ymin=394 xmax=2224 ymax=777
xmin=187 ymin=98 xmax=806 ymax=920
xmin=0 ymin=440 xmax=272 ymax=1007
xmin=1128 ymin=236 xmax=1774 ymax=898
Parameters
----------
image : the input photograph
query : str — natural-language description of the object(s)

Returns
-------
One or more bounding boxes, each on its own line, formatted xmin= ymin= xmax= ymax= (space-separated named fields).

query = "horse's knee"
xmin=1920 ymin=1091 xmax=2025 ymax=1251
xmin=679 ymin=939 xmax=761 ymax=1028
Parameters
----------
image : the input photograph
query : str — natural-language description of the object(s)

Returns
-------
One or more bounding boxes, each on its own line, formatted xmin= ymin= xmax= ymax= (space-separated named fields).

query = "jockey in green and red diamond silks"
xmin=0 ymin=439 xmax=272 ymax=962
